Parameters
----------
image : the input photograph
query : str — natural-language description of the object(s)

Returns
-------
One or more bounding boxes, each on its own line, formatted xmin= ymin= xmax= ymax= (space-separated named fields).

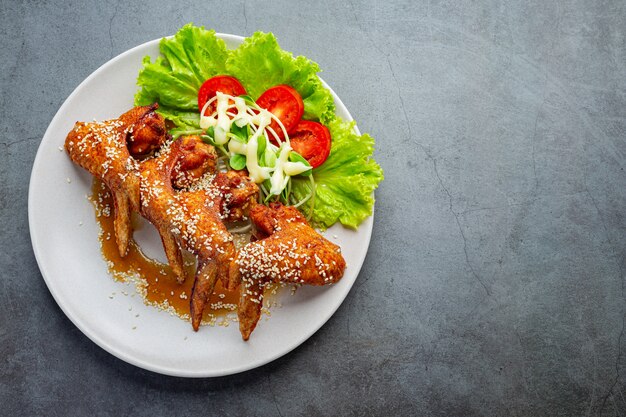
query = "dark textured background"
xmin=2 ymin=0 xmax=626 ymax=415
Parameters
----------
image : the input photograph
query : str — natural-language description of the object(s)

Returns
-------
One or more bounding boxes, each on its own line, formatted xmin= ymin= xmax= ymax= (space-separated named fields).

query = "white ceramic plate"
xmin=28 ymin=33 xmax=373 ymax=377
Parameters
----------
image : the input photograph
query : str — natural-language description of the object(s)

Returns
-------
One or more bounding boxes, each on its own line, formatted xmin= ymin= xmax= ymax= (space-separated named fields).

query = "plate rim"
xmin=28 ymin=32 xmax=374 ymax=377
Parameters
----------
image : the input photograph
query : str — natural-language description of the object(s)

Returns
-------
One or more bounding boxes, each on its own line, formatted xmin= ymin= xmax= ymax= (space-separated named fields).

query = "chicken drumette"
xmin=230 ymin=202 xmax=346 ymax=340
xmin=65 ymin=104 xmax=167 ymax=256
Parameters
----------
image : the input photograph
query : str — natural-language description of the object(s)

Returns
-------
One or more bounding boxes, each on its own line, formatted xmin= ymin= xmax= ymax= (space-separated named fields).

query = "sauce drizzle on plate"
xmin=90 ymin=179 xmax=240 ymax=326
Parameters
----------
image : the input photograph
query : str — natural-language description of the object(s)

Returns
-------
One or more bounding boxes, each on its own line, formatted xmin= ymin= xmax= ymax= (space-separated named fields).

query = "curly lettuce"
xmin=135 ymin=24 xmax=229 ymax=130
xmin=225 ymin=32 xmax=336 ymax=124
xmin=291 ymin=119 xmax=384 ymax=229
xmin=134 ymin=23 xmax=383 ymax=228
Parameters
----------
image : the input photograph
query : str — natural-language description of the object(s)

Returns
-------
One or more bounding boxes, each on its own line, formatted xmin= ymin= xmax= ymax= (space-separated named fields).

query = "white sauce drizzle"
xmin=245 ymin=134 xmax=272 ymax=183
xmin=199 ymin=92 xmax=311 ymax=195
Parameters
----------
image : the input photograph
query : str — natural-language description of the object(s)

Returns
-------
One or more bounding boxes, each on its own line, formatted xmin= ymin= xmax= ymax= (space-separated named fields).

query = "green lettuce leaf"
xmin=134 ymin=24 xmax=383 ymax=228
xmin=291 ymin=119 xmax=384 ymax=229
xmin=156 ymin=107 xmax=200 ymax=128
xmin=135 ymin=26 xmax=335 ymax=125
xmin=135 ymin=23 xmax=230 ymax=113
xmin=225 ymin=32 xmax=336 ymax=124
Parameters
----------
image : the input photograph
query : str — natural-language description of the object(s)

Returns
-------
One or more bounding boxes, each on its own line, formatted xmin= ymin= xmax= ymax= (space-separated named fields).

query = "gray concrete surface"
xmin=2 ymin=0 xmax=625 ymax=415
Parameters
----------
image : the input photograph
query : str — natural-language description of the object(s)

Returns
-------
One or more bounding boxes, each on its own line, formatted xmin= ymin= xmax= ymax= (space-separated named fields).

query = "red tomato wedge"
xmin=289 ymin=120 xmax=331 ymax=168
xmin=256 ymin=85 xmax=304 ymax=142
xmin=197 ymin=75 xmax=247 ymax=116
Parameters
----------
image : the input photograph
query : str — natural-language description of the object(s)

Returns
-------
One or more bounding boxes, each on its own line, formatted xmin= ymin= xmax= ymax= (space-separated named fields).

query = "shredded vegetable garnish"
xmin=196 ymin=92 xmax=313 ymax=206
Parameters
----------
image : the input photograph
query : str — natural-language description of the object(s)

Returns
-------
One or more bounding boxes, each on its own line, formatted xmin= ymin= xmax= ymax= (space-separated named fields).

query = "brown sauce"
xmin=90 ymin=179 xmax=242 ymax=326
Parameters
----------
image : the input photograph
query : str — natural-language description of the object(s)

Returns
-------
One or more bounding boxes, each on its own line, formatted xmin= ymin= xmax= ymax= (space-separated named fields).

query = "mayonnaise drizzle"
xmin=199 ymin=92 xmax=311 ymax=195
xmin=233 ymin=96 xmax=251 ymax=127
xmin=270 ymin=145 xmax=292 ymax=195
xmin=245 ymin=134 xmax=272 ymax=183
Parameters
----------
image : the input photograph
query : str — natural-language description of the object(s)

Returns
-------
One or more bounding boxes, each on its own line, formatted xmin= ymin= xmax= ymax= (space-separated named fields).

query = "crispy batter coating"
xmin=120 ymin=105 xmax=168 ymax=156
xmin=139 ymin=136 xmax=244 ymax=330
xmin=171 ymin=136 xmax=218 ymax=189
xmin=210 ymin=170 xmax=259 ymax=223
xmin=231 ymin=202 xmax=346 ymax=340
xmin=64 ymin=104 xmax=167 ymax=256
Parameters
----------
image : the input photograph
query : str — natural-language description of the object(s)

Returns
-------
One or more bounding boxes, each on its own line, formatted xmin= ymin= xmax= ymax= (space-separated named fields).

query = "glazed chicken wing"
xmin=230 ymin=202 xmax=346 ymax=340
xmin=139 ymin=136 xmax=258 ymax=330
xmin=206 ymin=170 xmax=259 ymax=223
xmin=119 ymin=104 xmax=168 ymax=157
xmin=65 ymin=104 xmax=167 ymax=256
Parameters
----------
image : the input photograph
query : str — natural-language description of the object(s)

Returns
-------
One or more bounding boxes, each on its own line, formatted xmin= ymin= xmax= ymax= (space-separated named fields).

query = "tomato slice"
xmin=256 ymin=85 xmax=304 ymax=142
xmin=289 ymin=120 xmax=331 ymax=168
xmin=197 ymin=75 xmax=247 ymax=116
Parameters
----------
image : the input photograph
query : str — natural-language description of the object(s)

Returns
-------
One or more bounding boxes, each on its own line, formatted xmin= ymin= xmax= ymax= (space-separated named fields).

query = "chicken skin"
xmin=170 ymin=138 xmax=218 ymax=189
xmin=230 ymin=202 xmax=346 ymax=340
xmin=119 ymin=104 xmax=168 ymax=156
xmin=65 ymin=104 xmax=167 ymax=256
xmin=139 ymin=136 xmax=258 ymax=330
xmin=209 ymin=170 xmax=259 ymax=223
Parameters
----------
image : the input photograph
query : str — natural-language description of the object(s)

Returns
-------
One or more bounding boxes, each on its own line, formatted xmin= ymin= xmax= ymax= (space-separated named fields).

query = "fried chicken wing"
xmin=167 ymin=138 xmax=257 ymax=222
xmin=171 ymin=138 xmax=218 ymax=189
xmin=139 ymin=136 xmax=252 ymax=330
xmin=119 ymin=104 xmax=168 ymax=157
xmin=65 ymin=104 xmax=167 ymax=256
xmin=139 ymin=136 xmax=212 ymax=280
xmin=230 ymin=202 xmax=346 ymax=340
xmin=208 ymin=170 xmax=259 ymax=223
